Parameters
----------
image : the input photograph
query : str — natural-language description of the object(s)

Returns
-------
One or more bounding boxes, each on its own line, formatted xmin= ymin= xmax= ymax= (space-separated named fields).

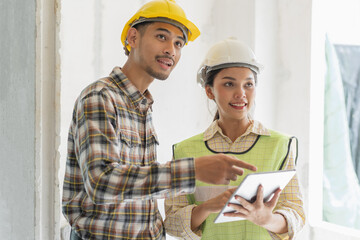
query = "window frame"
xmin=308 ymin=0 xmax=360 ymax=237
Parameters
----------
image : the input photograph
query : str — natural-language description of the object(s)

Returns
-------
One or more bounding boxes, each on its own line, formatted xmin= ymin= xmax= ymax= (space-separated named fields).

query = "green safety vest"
xmin=173 ymin=130 xmax=295 ymax=240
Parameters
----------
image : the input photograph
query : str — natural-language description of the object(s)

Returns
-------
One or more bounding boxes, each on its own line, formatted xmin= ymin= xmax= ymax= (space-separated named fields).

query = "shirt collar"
xmin=109 ymin=67 xmax=154 ymax=110
xmin=203 ymin=119 xmax=271 ymax=141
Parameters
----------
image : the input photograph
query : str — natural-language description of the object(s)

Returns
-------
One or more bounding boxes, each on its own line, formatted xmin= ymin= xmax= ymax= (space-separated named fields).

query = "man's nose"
xmin=163 ymin=41 xmax=175 ymax=57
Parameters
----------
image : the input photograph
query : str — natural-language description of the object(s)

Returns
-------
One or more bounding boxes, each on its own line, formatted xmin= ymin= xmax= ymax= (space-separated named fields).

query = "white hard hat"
xmin=197 ymin=37 xmax=263 ymax=87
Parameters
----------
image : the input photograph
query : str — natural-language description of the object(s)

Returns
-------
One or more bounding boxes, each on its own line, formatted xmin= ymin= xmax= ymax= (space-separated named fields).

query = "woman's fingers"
xmin=226 ymin=202 xmax=250 ymax=216
xmin=255 ymin=185 xmax=264 ymax=204
xmin=267 ymin=188 xmax=282 ymax=207
xmin=223 ymin=210 xmax=247 ymax=218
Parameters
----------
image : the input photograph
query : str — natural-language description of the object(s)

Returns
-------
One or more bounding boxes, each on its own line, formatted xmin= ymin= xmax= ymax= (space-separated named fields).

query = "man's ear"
xmin=205 ymin=85 xmax=215 ymax=100
xmin=126 ymin=28 xmax=138 ymax=49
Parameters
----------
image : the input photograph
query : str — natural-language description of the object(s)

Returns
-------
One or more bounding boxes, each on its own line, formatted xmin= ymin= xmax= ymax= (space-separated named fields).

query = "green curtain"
xmin=323 ymin=36 xmax=360 ymax=229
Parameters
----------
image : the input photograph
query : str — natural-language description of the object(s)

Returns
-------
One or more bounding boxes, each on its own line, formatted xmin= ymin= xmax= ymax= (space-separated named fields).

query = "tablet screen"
xmin=214 ymin=169 xmax=296 ymax=224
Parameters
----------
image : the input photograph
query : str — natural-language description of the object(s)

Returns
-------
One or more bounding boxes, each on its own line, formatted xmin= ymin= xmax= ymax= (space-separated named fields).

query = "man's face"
xmin=133 ymin=22 xmax=186 ymax=80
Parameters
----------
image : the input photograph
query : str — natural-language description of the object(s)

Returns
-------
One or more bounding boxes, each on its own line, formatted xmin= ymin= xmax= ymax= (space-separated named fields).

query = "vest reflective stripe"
xmin=173 ymin=130 xmax=293 ymax=240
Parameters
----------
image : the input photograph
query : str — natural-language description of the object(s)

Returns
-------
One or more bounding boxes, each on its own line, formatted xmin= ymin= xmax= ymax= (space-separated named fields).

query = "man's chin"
xmin=146 ymin=68 xmax=170 ymax=80
xmin=155 ymin=75 xmax=169 ymax=81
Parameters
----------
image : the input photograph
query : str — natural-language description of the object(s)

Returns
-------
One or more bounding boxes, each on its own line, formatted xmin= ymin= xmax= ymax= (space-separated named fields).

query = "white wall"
xmin=1 ymin=0 xmax=60 ymax=239
xmin=59 ymin=1 xmax=265 ymax=235
xmin=0 ymin=1 xmax=36 ymax=239
xmin=2 ymin=0 xmax=360 ymax=239
xmin=58 ymin=0 xmax=302 ymax=239
xmin=58 ymin=0 xmax=360 ymax=239
xmin=322 ymin=0 xmax=360 ymax=45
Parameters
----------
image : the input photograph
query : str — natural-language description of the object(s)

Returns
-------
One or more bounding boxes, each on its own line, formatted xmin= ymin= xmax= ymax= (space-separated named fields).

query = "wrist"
xmin=261 ymin=213 xmax=277 ymax=227
xmin=191 ymin=204 xmax=210 ymax=232
xmin=262 ymin=213 xmax=288 ymax=234
xmin=194 ymin=202 xmax=213 ymax=220
xmin=195 ymin=202 xmax=210 ymax=216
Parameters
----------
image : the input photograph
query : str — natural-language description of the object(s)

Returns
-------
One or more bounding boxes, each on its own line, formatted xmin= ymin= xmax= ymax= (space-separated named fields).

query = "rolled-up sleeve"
xmin=164 ymin=194 xmax=202 ymax=239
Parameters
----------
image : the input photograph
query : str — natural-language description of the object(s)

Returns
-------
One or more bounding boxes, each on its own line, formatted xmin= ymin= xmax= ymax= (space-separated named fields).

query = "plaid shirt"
xmin=62 ymin=67 xmax=195 ymax=240
xmin=165 ymin=120 xmax=305 ymax=239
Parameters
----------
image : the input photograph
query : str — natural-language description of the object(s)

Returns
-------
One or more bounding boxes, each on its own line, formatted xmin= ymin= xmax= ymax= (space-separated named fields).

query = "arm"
xmin=190 ymin=188 xmax=237 ymax=231
xmin=164 ymin=195 xmax=201 ymax=240
xmin=74 ymin=90 xmax=257 ymax=204
xmin=74 ymin=91 xmax=195 ymax=204
xmin=269 ymin=174 xmax=305 ymax=239
xmin=164 ymin=188 xmax=237 ymax=239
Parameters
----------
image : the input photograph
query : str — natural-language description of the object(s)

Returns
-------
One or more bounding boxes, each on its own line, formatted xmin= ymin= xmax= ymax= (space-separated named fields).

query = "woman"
xmin=164 ymin=38 xmax=305 ymax=239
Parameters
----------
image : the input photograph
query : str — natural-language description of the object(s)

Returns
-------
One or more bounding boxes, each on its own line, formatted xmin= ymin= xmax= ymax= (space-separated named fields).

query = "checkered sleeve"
xmin=74 ymin=91 xmax=195 ymax=204
xmin=269 ymin=138 xmax=306 ymax=240
xmin=164 ymin=195 xmax=201 ymax=239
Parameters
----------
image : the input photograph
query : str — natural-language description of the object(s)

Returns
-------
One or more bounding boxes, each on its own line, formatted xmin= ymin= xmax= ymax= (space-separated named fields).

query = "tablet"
xmin=214 ymin=169 xmax=296 ymax=224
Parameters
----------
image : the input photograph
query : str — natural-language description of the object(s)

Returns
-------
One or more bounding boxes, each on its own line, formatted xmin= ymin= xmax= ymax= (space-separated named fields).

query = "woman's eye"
xmin=224 ymin=82 xmax=233 ymax=87
xmin=245 ymin=82 xmax=254 ymax=88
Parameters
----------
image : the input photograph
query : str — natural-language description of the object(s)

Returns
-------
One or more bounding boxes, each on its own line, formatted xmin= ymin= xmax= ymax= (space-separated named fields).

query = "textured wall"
xmin=0 ymin=0 xmax=36 ymax=239
xmin=58 ymin=1 xmax=261 ymax=236
xmin=58 ymin=0 xmax=360 ymax=239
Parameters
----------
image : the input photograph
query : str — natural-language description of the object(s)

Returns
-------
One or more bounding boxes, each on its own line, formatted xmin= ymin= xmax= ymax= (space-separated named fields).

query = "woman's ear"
xmin=205 ymin=85 xmax=215 ymax=100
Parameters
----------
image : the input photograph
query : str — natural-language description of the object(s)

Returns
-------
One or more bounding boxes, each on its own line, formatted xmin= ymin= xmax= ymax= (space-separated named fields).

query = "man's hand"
xmin=194 ymin=154 xmax=257 ymax=185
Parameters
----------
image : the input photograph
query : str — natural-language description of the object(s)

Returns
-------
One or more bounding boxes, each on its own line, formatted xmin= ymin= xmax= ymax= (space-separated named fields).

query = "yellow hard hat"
xmin=121 ymin=0 xmax=200 ymax=53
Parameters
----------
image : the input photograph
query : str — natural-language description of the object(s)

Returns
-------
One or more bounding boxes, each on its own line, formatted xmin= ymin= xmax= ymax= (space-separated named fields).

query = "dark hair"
xmin=204 ymin=67 xmax=258 ymax=121
xmin=204 ymin=68 xmax=222 ymax=88
xmin=124 ymin=22 xmax=153 ymax=56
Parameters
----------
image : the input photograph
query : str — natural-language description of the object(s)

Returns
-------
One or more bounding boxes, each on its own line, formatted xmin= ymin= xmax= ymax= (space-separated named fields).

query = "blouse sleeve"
xmin=164 ymin=194 xmax=202 ymax=239
xmin=269 ymin=138 xmax=306 ymax=240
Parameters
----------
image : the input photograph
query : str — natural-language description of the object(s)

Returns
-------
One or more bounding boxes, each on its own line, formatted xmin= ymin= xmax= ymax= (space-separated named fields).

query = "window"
xmin=323 ymin=36 xmax=360 ymax=230
xmin=310 ymin=0 xmax=360 ymax=237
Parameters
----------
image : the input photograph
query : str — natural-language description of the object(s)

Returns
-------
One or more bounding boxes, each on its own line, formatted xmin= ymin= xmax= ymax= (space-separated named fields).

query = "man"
xmin=62 ymin=1 xmax=257 ymax=239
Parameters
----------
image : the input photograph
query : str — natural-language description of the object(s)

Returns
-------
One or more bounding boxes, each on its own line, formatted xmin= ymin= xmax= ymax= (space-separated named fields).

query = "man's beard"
xmin=145 ymin=66 xmax=169 ymax=80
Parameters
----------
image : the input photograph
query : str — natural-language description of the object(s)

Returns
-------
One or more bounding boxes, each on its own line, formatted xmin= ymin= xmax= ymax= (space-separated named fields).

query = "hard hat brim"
xmin=121 ymin=15 xmax=200 ymax=52
xmin=197 ymin=62 xmax=264 ymax=88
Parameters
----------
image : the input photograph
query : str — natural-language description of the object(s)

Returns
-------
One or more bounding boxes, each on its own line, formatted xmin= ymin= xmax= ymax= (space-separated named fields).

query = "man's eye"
xmin=157 ymin=34 xmax=166 ymax=40
xmin=175 ymin=41 xmax=184 ymax=48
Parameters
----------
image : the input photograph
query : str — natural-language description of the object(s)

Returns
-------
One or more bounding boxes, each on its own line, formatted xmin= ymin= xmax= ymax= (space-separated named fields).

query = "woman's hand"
xmin=191 ymin=187 xmax=237 ymax=231
xmin=224 ymin=185 xmax=288 ymax=233
xmin=202 ymin=187 xmax=237 ymax=214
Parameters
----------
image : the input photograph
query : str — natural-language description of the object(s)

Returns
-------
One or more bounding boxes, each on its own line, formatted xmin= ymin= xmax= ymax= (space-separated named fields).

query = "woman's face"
xmin=205 ymin=67 xmax=256 ymax=124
